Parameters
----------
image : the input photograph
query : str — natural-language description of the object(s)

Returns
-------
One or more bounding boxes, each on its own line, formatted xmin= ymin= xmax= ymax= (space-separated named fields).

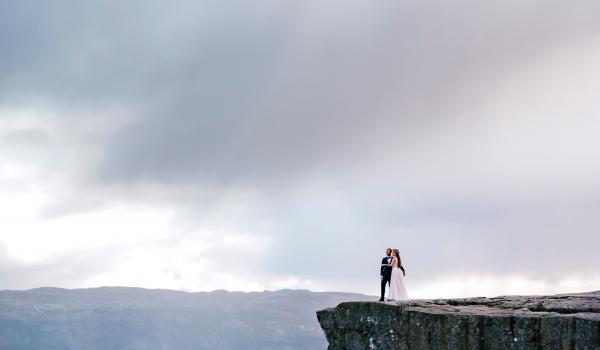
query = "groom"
xmin=379 ymin=248 xmax=392 ymax=301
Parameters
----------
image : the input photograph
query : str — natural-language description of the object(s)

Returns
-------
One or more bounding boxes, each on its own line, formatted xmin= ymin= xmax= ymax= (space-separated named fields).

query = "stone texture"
xmin=317 ymin=291 xmax=600 ymax=350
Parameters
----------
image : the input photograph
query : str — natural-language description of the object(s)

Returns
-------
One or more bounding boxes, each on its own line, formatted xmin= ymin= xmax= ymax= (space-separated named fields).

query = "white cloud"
xmin=82 ymin=230 xmax=272 ymax=291
xmin=409 ymin=274 xmax=600 ymax=299
xmin=269 ymin=276 xmax=318 ymax=290
xmin=0 ymin=190 xmax=172 ymax=263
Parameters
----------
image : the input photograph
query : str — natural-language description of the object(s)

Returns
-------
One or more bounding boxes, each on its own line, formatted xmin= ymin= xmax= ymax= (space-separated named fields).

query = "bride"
xmin=383 ymin=249 xmax=408 ymax=300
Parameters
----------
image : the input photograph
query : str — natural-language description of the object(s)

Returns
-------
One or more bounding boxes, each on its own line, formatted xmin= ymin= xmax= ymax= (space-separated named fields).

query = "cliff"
xmin=317 ymin=291 xmax=600 ymax=350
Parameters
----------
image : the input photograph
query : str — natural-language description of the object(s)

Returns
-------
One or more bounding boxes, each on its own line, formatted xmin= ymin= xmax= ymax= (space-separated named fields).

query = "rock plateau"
xmin=317 ymin=291 xmax=600 ymax=349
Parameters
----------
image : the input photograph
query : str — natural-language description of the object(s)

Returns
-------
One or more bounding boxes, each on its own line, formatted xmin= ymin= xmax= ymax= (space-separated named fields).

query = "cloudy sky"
xmin=1 ymin=0 xmax=599 ymax=298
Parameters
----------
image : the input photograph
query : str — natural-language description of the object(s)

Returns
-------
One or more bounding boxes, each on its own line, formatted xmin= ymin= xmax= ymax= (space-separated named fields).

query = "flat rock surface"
xmin=317 ymin=291 xmax=600 ymax=350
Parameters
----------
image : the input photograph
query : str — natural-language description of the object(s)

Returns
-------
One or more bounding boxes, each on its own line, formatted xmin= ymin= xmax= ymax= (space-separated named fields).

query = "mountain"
xmin=0 ymin=286 xmax=371 ymax=350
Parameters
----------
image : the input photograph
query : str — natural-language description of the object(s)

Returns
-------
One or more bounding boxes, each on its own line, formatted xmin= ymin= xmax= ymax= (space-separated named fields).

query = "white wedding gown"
xmin=388 ymin=266 xmax=409 ymax=300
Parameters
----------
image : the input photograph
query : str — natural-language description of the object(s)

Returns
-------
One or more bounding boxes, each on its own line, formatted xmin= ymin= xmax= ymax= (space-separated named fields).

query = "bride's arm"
xmin=382 ymin=257 xmax=397 ymax=267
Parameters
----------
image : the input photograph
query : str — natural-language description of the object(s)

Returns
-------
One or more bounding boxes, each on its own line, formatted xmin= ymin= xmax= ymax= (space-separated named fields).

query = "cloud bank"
xmin=1 ymin=0 xmax=599 ymax=297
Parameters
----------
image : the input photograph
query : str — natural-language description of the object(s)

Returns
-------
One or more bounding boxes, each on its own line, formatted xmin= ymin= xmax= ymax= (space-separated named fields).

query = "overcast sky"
xmin=1 ymin=0 xmax=599 ymax=298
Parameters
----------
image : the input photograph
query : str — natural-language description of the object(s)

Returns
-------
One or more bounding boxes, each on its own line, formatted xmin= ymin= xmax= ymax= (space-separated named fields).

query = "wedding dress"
xmin=388 ymin=265 xmax=408 ymax=300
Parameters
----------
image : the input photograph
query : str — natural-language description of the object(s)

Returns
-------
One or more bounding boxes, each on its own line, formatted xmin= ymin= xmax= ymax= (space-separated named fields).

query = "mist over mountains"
xmin=0 ymin=286 xmax=370 ymax=349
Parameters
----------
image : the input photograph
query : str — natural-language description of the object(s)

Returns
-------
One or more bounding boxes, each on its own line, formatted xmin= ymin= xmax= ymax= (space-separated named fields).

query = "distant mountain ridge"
xmin=0 ymin=286 xmax=371 ymax=350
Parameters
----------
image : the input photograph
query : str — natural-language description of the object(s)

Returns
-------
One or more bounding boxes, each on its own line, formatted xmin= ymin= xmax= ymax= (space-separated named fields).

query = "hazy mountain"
xmin=0 ymin=286 xmax=371 ymax=350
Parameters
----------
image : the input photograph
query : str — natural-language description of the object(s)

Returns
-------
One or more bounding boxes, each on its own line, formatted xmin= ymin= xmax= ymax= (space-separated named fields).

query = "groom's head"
xmin=385 ymin=248 xmax=391 ymax=256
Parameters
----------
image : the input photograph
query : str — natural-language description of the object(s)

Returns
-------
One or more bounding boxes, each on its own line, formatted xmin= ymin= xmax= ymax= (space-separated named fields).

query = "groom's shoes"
xmin=378 ymin=298 xmax=384 ymax=302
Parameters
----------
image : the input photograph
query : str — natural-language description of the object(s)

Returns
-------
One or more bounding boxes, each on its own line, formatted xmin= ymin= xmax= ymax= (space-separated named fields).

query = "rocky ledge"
xmin=317 ymin=291 xmax=600 ymax=350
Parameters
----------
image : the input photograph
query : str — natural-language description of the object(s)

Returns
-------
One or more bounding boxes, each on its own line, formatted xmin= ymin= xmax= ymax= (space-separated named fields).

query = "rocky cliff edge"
xmin=317 ymin=291 xmax=600 ymax=350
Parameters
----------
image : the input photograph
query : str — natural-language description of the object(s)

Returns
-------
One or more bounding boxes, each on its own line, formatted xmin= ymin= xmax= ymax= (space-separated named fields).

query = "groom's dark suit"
xmin=380 ymin=256 xmax=393 ymax=301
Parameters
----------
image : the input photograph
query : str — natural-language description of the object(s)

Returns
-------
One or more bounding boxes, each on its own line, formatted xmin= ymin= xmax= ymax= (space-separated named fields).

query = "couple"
xmin=379 ymin=248 xmax=409 ymax=301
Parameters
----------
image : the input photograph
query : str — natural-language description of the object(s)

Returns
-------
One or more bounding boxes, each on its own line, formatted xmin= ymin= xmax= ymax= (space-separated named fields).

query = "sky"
xmin=1 ymin=0 xmax=600 ymax=298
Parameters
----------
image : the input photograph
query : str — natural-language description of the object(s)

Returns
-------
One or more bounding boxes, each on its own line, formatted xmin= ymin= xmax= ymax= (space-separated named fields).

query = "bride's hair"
xmin=393 ymin=249 xmax=402 ymax=268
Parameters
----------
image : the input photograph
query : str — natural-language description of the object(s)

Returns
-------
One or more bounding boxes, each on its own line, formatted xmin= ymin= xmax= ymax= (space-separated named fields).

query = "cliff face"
xmin=317 ymin=291 xmax=600 ymax=350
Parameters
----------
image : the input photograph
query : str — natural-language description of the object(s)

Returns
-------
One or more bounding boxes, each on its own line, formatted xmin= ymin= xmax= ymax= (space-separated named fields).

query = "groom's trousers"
xmin=380 ymin=275 xmax=391 ymax=300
